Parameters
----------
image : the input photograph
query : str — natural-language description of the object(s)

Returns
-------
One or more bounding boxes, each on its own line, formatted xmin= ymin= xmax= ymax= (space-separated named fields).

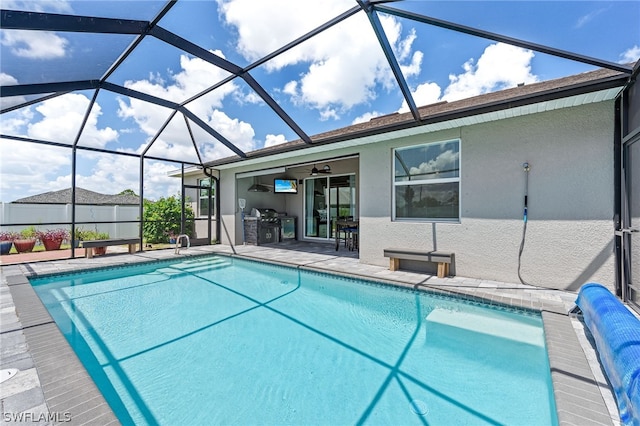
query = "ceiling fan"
xmin=310 ymin=164 xmax=331 ymax=176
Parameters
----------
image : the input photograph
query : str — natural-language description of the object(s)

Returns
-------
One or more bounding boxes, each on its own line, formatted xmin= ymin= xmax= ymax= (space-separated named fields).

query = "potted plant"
xmin=36 ymin=228 xmax=70 ymax=251
xmin=13 ymin=226 xmax=37 ymax=253
xmin=0 ymin=231 xmax=17 ymax=255
xmin=74 ymin=228 xmax=91 ymax=248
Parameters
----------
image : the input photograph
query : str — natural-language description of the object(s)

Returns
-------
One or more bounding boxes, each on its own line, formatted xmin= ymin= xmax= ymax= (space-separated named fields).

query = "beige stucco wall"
xmin=360 ymin=101 xmax=615 ymax=290
xmin=214 ymin=100 xmax=616 ymax=291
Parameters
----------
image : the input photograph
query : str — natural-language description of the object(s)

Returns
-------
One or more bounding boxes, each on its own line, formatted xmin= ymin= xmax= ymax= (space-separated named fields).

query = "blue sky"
xmin=1 ymin=0 xmax=639 ymax=203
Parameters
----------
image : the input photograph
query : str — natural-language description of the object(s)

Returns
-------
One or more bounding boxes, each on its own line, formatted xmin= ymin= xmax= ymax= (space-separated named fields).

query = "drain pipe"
xmin=518 ymin=162 xmax=531 ymax=285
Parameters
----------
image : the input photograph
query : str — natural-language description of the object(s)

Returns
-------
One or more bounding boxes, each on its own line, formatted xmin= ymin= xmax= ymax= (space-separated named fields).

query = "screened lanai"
xmin=0 ymin=0 xmax=638 ymax=267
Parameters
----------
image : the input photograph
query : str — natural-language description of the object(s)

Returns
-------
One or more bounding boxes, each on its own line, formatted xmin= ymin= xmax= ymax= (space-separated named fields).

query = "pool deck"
xmin=0 ymin=243 xmax=620 ymax=425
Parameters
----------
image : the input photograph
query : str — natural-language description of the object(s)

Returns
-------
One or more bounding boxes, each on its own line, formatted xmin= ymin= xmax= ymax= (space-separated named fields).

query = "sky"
xmin=1 ymin=0 xmax=639 ymax=203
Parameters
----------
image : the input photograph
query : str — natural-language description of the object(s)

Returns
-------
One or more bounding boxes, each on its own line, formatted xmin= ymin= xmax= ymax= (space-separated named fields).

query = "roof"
xmin=12 ymin=188 xmax=140 ymax=205
xmin=208 ymin=65 xmax=631 ymax=168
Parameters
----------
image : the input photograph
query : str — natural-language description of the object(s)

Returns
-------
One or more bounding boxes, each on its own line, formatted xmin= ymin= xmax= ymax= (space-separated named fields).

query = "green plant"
xmin=143 ymin=195 xmax=194 ymax=243
xmin=95 ymin=232 xmax=109 ymax=240
xmin=19 ymin=226 xmax=37 ymax=240
xmin=74 ymin=228 xmax=92 ymax=240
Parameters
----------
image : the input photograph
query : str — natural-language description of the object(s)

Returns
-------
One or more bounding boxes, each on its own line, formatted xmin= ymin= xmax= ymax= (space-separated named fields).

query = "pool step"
xmin=425 ymin=308 xmax=544 ymax=347
xmin=157 ymin=258 xmax=232 ymax=276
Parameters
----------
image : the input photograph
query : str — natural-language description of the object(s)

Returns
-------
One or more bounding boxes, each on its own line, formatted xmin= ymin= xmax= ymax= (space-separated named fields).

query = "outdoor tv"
xmin=274 ymin=178 xmax=298 ymax=194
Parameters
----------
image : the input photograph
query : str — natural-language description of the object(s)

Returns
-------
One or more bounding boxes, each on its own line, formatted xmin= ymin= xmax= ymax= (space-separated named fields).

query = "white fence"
xmin=0 ymin=203 xmax=139 ymax=238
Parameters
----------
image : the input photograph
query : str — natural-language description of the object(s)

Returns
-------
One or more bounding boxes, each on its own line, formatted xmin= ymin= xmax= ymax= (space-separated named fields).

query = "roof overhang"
xmin=210 ymin=72 xmax=627 ymax=171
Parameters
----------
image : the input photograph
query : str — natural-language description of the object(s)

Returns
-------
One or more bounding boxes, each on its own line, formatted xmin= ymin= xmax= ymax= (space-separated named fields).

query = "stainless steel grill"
xmin=250 ymin=208 xmax=281 ymax=244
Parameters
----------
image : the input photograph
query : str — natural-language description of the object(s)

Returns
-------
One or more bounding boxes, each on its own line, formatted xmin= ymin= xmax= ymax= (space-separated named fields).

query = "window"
xmin=198 ymin=178 xmax=214 ymax=217
xmin=393 ymin=139 xmax=460 ymax=221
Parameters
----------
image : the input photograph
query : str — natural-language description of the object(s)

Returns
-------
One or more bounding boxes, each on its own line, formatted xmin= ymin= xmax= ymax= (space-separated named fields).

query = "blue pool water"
xmin=31 ymin=256 xmax=557 ymax=425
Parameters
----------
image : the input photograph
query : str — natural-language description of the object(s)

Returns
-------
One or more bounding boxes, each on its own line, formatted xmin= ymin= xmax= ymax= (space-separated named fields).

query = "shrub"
xmin=19 ymin=226 xmax=37 ymax=239
xmin=143 ymin=195 xmax=194 ymax=243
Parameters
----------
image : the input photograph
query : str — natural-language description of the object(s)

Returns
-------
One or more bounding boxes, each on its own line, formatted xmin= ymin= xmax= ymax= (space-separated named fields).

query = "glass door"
xmin=304 ymin=177 xmax=329 ymax=238
xmin=304 ymin=174 xmax=356 ymax=240
xmin=623 ymin=136 xmax=639 ymax=308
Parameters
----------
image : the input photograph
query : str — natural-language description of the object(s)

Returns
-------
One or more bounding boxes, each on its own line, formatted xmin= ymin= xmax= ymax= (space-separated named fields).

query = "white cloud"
xmin=574 ymin=8 xmax=608 ymax=29
xmin=352 ymin=111 xmax=382 ymax=125
xmin=399 ymin=82 xmax=441 ymax=113
xmin=2 ymin=0 xmax=73 ymax=13
xmin=119 ymin=53 xmax=258 ymax=162
xmin=0 ymin=72 xmax=27 ymax=110
xmin=264 ymin=134 xmax=287 ymax=148
xmin=1 ymin=30 xmax=68 ymax=59
xmin=27 ymin=93 xmax=118 ymax=148
xmin=0 ymin=93 xmax=122 ymax=202
xmin=409 ymin=147 xmax=459 ymax=177
xmin=218 ymin=0 xmax=422 ymax=118
xmin=0 ymin=138 xmax=71 ymax=202
xmin=0 ymin=73 xmax=18 ymax=85
xmin=620 ymin=45 xmax=640 ymax=65
xmin=443 ymin=43 xmax=537 ymax=102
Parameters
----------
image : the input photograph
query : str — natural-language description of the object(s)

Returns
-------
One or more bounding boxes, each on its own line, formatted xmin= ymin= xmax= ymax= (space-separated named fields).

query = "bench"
xmin=383 ymin=248 xmax=454 ymax=278
xmin=82 ymin=238 xmax=140 ymax=259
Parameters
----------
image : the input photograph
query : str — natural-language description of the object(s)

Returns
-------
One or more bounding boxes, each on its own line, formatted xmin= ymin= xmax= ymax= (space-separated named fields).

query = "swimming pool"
xmin=31 ymin=255 xmax=557 ymax=425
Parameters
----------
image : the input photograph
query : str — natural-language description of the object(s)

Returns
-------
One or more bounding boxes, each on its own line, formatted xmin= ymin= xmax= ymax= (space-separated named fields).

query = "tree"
xmin=118 ymin=189 xmax=138 ymax=196
xmin=142 ymin=195 xmax=194 ymax=243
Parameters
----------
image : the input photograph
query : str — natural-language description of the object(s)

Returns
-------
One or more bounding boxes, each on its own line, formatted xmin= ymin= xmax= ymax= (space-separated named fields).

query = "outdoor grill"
xmin=250 ymin=208 xmax=281 ymax=244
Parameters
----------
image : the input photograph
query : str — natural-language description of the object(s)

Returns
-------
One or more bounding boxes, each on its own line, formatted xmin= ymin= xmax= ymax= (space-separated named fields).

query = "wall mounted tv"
xmin=274 ymin=178 xmax=298 ymax=194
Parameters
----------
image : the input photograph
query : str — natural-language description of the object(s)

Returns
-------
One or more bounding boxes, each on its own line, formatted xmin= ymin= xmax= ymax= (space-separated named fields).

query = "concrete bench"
xmin=82 ymin=238 xmax=140 ymax=259
xmin=383 ymin=248 xmax=454 ymax=278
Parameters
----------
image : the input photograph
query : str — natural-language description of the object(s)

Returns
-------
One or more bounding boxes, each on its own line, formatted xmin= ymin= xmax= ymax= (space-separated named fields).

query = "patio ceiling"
xmin=0 ymin=0 xmax=636 ymax=170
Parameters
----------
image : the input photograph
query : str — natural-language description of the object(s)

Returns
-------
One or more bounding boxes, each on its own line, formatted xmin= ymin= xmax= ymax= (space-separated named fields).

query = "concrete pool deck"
xmin=0 ymin=243 xmax=620 ymax=425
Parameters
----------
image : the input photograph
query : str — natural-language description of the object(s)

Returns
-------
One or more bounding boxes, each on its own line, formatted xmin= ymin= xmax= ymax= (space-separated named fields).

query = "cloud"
xmin=0 ymin=139 xmax=72 ymax=202
xmin=119 ymin=53 xmax=260 ymax=161
xmin=399 ymin=82 xmax=441 ymax=113
xmin=0 ymin=92 xmax=121 ymax=202
xmin=620 ymin=45 xmax=640 ymax=64
xmin=409 ymin=146 xmax=459 ymax=178
xmin=27 ymin=93 xmax=118 ymax=148
xmin=264 ymin=134 xmax=287 ymax=148
xmin=352 ymin=111 xmax=382 ymax=125
xmin=443 ymin=43 xmax=537 ymax=102
xmin=1 ymin=0 xmax=73 ymax=13
xmin=0 ymin=72 xmax=27 ymax=109
xmin=1 ymin=30 xmax=68 ymax=59
xmin=574 ymin=8 xmax=608 ymax=29
xmin=217 ymin=0 xmax=422 ymax=119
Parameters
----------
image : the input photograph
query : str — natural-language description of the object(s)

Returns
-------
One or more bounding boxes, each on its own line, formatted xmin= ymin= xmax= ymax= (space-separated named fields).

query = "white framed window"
xmin=392 ymin=139 xmax=460 ymax=221
xmin=198 ymin=178 xmax=214 ymax=217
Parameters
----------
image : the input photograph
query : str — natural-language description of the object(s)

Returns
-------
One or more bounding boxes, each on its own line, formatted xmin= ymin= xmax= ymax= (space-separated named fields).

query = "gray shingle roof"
xmin=12 ymin=188 xmax=140 ymax=205
xmin=206 ymin=65 xmax=632 ymax=167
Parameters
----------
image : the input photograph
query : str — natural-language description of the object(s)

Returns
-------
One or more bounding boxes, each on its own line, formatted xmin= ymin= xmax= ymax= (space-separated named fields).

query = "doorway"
xmin=304 ymin=174 xmax=356 ymax=240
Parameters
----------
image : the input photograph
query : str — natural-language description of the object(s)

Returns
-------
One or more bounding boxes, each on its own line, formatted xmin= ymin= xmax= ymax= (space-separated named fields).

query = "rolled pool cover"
xmin=576 ymin=283 xmax=640 ymax=425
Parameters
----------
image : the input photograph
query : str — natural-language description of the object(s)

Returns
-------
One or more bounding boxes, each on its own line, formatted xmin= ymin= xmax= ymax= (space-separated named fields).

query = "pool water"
xmin=31 ymin=256 xmax=557 ymax=425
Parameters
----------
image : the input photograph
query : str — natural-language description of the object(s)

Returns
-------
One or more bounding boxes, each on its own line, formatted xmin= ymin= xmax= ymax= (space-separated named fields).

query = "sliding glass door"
xmin=304 ymin=174 xmax=356 ymax=240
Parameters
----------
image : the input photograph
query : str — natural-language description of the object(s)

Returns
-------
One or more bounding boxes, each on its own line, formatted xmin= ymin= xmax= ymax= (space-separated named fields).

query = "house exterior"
xmin=178 ymin=66 xmax=633 ymax=292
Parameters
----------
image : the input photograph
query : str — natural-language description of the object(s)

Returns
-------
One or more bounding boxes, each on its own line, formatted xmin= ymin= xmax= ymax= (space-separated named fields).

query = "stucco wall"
xmin=214 ymin=100 xmax=616 ymax=290
xmin=360 ymin=101 xmax=616 ymax=290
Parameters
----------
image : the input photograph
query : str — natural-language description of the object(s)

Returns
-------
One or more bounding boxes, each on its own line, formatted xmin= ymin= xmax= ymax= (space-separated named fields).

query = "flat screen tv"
xmin=274 ymin=178 xmax=298 ymax=194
